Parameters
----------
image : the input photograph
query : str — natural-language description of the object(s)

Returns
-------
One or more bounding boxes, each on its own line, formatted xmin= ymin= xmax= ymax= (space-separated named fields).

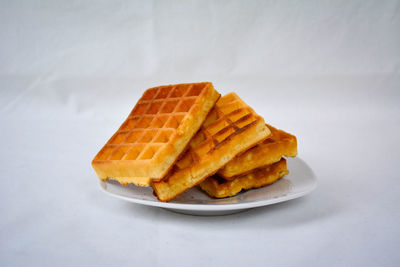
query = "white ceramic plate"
xmin=99 ymin=157 xmax=317 ymax=216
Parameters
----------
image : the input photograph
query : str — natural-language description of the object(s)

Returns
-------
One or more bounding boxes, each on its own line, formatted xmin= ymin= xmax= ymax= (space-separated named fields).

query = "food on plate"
xmin=152 ymin=93 xmax=270 ymax=201
xmin=200 ymin=158 xmax=289 ymax=198
xmin=92 ymin=82 xmax=220 ymax=186
xmin=93 ymin=83 xmax=298 ymax=202
xmin=218 ymin=124 xmax=297 ymax=180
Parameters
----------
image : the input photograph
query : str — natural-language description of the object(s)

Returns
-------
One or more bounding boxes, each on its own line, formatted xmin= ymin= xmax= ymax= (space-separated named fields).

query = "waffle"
xmin=200 ymin=158 xmax=289 ymax=198
xmin=152 ymin=93 xmax=271 ymax=202
xmin=218 ymin=124 xmax=297 ymax=180
xmin=92 ymin=82 xmax=220 ymax=185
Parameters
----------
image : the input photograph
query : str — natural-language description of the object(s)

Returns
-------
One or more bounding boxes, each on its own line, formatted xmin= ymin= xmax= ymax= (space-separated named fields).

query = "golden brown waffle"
xmin=218 ymin=124 xmax=297 ymax=180
xmin=200 ymin=158 xmax=289 ymax=198
xmin=92 ymin=82 xmax=220 ymax=185
xmin=152 ymin=93 xmax=271 ymax=202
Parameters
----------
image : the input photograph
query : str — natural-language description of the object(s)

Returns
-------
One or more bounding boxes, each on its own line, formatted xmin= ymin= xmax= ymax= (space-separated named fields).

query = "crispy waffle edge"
xmin=200 ymin=158 xmax=289 ymax=199
xmin=218 ymin=124 xmax=297 ymax=179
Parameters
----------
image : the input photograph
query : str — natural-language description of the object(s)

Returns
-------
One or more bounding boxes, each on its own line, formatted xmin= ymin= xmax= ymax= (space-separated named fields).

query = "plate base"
xmin=167 ymin=208 xmax=251 ymax=216
xmin=99 ymin=158 xmax=317 ymax=216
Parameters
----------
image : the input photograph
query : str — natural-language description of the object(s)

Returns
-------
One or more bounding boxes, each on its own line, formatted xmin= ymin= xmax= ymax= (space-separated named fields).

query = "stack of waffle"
xmin=92 ymin=83 xmax=297 ymax=202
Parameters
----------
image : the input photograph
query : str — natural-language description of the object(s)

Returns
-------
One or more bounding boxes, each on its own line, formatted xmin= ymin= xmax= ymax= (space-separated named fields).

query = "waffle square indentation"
xmin=96 ymin=146 xmax=115 ymax=160
xmin=176 ymin=99 xmax=196 ymax=112
xmin=187 ymin=83 xmax=205 ymax=96
xmin=160 ymin=100 xmax=179 ymax=114
xmin=170 ymin=85 xmax=189 ymax=98
xmin=136 ymin=117 xmax=153 ymax=128
xmin=150 ymin=116 xmax=169 ymax=128
xmin=207 ymin=120 xmax=230 ymax=136
xmin=110 ymin=146 xmax=130 ymax=160
xmin=146 ymin=102 xmax=163 ymax=114
xmin=125 ymin=145 xmax=145 ymax=160
xmin=109 ymin=132 xmax=128 ymax=144
xmin=124 ymin=131 xmax=144 ymax=143
xmin=139 ymin=145 xmax=160 ymax=160
xmin=137 ymin=130 xmax=157 ymax=143
xmin=141 ymin=88 xmax=158 ymax=101
xmin=235 ymin=114 xmax=257 ymax=129
xmin=122 ymin=118 xmax=140 ymax=130
xmin=214 ymin=126 xmax=235 ymax=144
xmin=131 ymin=103 xmax=149 ymax=115
xmin=154 ymin=130 xmax=173 ymax=143
xmin=155 ymin=87 xmax=171 ymax=99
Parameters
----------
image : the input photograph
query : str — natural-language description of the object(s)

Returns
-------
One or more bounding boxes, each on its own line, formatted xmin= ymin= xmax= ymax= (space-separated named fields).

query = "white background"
xmin=1 ymin=1 xmax=400 ymax=266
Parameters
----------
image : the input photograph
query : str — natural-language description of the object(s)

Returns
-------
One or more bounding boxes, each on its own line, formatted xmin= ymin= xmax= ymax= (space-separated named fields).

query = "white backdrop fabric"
xmin=1 ymin=1 xmax=400 ymax=266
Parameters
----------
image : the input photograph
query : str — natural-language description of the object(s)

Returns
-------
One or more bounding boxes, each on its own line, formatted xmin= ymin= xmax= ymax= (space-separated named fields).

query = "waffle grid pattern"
xmin=174 ymin=93 xmax=259 ymax=171
xmin=218 ymin=124 xmax=297 ymax=179
xmin=95 ymin=83 xmax=207 ymax=162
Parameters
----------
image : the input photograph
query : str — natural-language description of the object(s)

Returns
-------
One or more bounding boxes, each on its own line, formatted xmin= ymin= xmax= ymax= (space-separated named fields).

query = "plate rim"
xmin=98 ymin=158 xmax=317 ymax=212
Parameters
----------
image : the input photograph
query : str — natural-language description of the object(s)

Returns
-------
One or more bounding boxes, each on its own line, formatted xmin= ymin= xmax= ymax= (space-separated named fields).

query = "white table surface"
xmin=1 ymin=1 xmax=399 ymax=266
